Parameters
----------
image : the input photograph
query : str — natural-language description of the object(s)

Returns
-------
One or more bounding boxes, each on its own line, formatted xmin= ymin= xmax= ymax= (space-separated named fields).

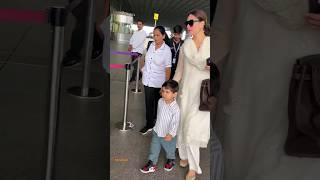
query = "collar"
xmin=152 ymin=41 xmax=166 ymax=51
xmin=162 ymin=98 xmax=177 ymax=107
xmin=183 ymin=36 xmax=210 ymax=64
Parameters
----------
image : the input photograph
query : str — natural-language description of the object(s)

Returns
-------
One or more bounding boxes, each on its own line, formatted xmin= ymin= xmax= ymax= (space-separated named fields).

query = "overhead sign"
xmin=154 ymin=13 xmax=159 ymax=20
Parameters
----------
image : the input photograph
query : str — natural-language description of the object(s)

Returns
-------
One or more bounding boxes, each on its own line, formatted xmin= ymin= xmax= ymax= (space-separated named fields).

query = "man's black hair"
xmin=173 ymin=25 xmax=183 ymax=34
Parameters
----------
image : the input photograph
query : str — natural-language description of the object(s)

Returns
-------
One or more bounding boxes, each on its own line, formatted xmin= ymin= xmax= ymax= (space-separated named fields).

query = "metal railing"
xmin=110 ymin=53 xmax=140 ymax=131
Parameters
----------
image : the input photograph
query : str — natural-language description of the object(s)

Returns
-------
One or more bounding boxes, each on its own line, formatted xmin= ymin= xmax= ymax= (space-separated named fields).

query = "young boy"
xmin=140 ymin=80 xmax=180 ymax=173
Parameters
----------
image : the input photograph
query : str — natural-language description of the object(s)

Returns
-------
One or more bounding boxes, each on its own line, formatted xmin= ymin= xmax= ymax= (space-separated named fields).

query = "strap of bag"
xmin=295 ymin=57 xmax=320 ymax=139
xmin=295 ymin=65 xmax=307 ymax=133
xmin=311 ymin=65 xmax=320 ymax=137
xmin=312 ymin=65 xmax=320 ymax=107
xmin=203 ymin=79 xmax=210 ymax=99
xmin=211 ymin=63 xmax=220 ymax=97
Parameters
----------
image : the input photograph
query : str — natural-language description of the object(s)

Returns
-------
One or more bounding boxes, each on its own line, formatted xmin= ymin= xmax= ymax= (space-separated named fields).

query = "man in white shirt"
xmin=128 ymin=19 xmax=147 ymax=82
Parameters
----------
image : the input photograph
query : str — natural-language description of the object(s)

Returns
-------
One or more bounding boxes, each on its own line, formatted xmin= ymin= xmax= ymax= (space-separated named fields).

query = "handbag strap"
xmin=311 ymin=64 xmax=320 ymax=138
xmin=312 ymin=65 xmax=320 ymax=107
xmin=295 ymin=56 xmax=320 ymax=139
xmin=210 ymin=63 xmax=220 ymax=97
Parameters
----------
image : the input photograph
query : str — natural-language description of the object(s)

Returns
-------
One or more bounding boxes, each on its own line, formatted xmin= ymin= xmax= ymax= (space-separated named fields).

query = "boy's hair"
xmin=162 ymin=80 xmax=179 ymax=93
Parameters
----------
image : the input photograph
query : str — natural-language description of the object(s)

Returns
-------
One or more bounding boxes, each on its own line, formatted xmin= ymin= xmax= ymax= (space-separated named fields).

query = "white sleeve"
xmin=168 ymin=108 xmax=180 ymax=137
xmin=129 ymin=33 xmax=135 ymax=45
xmin=165 ymin=47 xmax=172 ymax=68
xmin=173 ymin=46 xmax=184 ymax=83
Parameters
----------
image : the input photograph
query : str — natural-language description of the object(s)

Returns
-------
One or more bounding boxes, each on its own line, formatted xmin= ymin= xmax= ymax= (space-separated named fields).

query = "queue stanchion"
xmin=45 ymin=6 xmax=66 ymax=180
xmin=118 ymin=63 xmax=134 ymax=131
xmin=67 ymin=0 xmax=103 ymax=99
xmin=131 ymin=54 xmax=142 ymax=94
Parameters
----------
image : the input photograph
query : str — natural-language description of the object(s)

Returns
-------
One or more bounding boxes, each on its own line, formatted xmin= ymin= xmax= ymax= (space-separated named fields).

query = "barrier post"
xmin=119 ymin=63 xmax=134 ymax=131
xmin=67 ymin=0 xmax=103 ymax=99
xmin=46 ymin=6 xmax=66 ymax=180
xmin=81 ymin=0 xmax=94 ymax=96
xmin=131 ymin=55 xmax=142 ymax=93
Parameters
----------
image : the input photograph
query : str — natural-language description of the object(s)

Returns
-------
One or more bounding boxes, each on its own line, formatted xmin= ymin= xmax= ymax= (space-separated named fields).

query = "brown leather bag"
xmin=285 ymin=54 xmax=320 ymax=157
xmin=199 ymin=63 xmax=220 ymax=112
xmin=199 ymin=79 xmax=216 ymax=111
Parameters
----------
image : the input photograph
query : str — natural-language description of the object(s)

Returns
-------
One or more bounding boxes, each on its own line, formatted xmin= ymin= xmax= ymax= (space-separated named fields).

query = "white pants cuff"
xmin=178 ymin=144 xmax=202 ymax=174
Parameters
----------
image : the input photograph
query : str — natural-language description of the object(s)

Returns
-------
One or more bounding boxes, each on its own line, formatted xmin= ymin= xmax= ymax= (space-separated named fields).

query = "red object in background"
xmin=110 ymin=64 xmax=125 ymax=69
xmin=0 ymin=9 xmax=46 ymax=23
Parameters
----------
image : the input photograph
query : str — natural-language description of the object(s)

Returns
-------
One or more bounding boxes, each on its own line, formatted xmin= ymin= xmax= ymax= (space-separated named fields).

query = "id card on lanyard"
xmin=172 ymin=41 xmax=181 ymax=64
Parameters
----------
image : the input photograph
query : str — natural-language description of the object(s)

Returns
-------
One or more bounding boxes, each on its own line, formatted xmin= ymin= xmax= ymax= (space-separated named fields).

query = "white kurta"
xmin=173 ymin=37 xmax=210 ymax=148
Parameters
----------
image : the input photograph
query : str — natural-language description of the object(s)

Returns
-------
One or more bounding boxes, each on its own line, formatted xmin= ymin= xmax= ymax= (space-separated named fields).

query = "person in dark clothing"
xmin=63 ymin=0 xmax=104 ymax=67
xmin=168 ymin=25 xmax=184 ymax=79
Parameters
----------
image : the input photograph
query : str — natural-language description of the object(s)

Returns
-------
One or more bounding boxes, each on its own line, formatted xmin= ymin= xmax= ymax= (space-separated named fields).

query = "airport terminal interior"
xmin=110 ymin=1 xmax=211 ymax=179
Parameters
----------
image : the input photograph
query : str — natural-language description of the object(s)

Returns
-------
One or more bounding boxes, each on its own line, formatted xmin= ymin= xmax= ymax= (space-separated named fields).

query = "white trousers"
xmin=178 ymin=144 xmax=202 ymax=174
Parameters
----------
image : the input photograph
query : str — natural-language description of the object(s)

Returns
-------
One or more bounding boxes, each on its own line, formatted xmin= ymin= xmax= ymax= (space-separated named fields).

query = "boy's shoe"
xmin=164 ymin=159 xmax=175 ymax=171
xmin=140 ymin=160 xmax=156 ymax=173
xmin=139 ymin=126 xmax=153 ymax=135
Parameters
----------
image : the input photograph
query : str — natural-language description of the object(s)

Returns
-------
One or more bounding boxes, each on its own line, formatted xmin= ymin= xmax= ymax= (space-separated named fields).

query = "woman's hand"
xmin=205 ymin=65 xmax=210 ymax=71
xmin=305 ymin=13 xmax=320 ymax=28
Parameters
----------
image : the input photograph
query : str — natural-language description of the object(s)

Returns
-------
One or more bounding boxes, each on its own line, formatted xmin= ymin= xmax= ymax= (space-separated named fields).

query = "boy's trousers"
xmin=148 ymin=131 xmax=177 ymax=164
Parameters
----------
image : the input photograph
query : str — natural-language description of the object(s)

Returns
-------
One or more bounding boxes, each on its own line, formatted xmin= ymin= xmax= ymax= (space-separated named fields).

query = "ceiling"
xmin=110 ymin=0 xmax=210 ymax=29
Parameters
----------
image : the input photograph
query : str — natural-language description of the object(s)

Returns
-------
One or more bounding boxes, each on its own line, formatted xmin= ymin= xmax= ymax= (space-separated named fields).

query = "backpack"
xmin=285 ymin=54 xmax=320 ymax=158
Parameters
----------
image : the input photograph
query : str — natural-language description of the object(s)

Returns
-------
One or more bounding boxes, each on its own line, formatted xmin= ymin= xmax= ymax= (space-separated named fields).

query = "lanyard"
xmin=172 ymin=41 xmax=181 ymax=58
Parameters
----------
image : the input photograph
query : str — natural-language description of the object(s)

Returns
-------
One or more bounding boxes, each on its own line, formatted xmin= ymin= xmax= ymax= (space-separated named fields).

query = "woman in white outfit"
xmin=173 ymin=9 xmax=210 ymax=180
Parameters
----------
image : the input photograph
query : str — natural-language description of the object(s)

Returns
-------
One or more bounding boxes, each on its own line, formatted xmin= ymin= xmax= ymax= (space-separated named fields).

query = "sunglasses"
xmin=184 ymin=19 xmax=200 ymax=27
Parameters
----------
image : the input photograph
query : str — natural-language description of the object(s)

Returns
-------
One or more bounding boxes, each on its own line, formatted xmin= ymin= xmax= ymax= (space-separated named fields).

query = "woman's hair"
xmin=154 ymin=25 xmax=170 ymax=45
xmin=187 ymin=9 xmax=210 ymax=36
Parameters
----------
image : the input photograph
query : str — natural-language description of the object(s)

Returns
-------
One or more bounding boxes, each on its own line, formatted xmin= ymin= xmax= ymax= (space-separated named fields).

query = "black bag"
xmin=285 ymin=54 xmax=320 ymax=157
xmin=199 ymin=63 xmax=220 ymax=112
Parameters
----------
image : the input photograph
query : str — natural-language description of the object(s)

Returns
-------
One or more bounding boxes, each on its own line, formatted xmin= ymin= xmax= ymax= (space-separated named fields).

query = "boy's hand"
xmin=164 ymin=134 xmax=172 ymax=141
